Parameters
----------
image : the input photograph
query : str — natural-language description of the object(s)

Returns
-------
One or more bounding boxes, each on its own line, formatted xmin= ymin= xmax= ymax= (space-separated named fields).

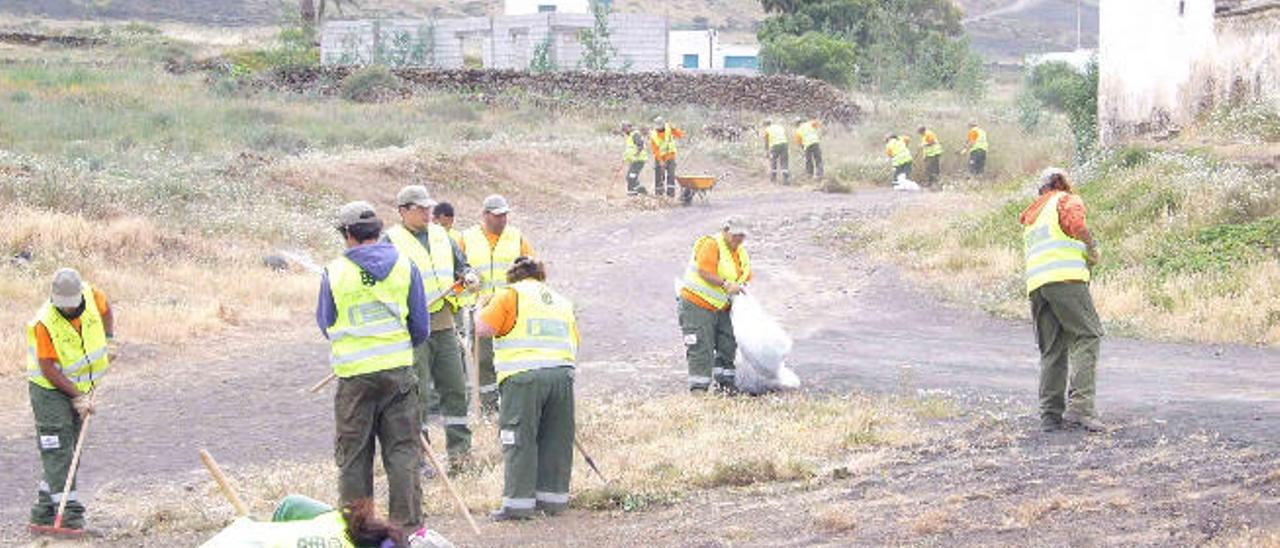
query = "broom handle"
xmin=199 ymin=449 xmax=249 ymax=516
xmin=309 ymin=282 xmax=463 ymax=394
xmin=420 ymin=434 xmax=481 ymax=535
xmin=53 ymin=390 xmax=96 ymax=528
xmin=469 ymin=307 xmax=482 ymax=417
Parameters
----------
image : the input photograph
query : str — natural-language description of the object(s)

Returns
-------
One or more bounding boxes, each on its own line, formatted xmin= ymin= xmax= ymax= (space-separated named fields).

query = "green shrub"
xmin=760 ymin=32 xmax=857 ymax=87
xmin=1151 ymin=217 xmax=1280 ymax=275
xmin=339 ymin=65 xmax=406 ymax=103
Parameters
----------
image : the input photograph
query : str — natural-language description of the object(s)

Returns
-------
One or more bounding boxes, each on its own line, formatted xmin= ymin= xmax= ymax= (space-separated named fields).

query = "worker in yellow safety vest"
xmin=676 ymin=216 xmax=752 ymax=393
xmin=1019 ymin=168 xmax=1105 ymax=434
xmin=383 ymin=185 xmax=479 ymax=471
xmin=650 ymin=116 xmax=686 ymax=201
xmin=475 ymin=257 xmax=579 ymax=521
xmin=620 ymin=121 xmax=647 ymax=196
xmin=459 ymin=194 xmax=535 ymax=413
xmin=794 ymin=117 xmax=823 ymax=180
xmin=25 ymin=268 xmax=114 ymax=533
xmin=763 ymin=119 xmax=790 ymax=185
xmin=916 ymin=125 xmax=943 ymax=187
xmin=959 ymin=121 xmax=989 ymax=176
xmin=316 ymin=201 xmax=429 ymax=529
xmin=885 ymin=133 xmax=913 ymax=184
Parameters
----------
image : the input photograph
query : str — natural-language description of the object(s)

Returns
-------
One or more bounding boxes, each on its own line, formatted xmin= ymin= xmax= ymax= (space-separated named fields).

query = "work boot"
xmin=29 ymin=504 xmax=54 ymax=527
xmin=1040 ymin=414 xmax=1064 ymax=432
xmin=490 ymin=508 xmax=533 ymax=522
xmin=536 ymin=501 xmax=568 ymax=516
xmin=1064 ymin=412 xmax=1108 ymax=433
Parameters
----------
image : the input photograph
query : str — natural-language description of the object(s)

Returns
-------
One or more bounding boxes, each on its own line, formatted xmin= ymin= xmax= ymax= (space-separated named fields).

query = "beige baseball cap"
xmin=482 ymin=194 xmax=511 ymax=215
xmin=336 ymin=201 xmax=379 ymax=228
xmin=51 ymin=268 xmax=84 ymax=308
xmin=723 ymin=216 xmax=749 ymax=237
xmin=396 ymin=185 xmax=436 ymax=209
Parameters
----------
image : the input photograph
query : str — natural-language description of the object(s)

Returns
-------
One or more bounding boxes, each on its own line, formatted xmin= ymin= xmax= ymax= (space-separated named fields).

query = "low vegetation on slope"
xmin=843 ymin=142 xmax=1280 ymax=345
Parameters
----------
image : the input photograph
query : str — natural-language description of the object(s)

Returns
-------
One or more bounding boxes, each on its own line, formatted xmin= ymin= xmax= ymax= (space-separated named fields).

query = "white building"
xmin=1098 ymin=0 xmax=1280 ymax=144
xmin=503 ymin=0 xmax=590 ymax=15
xmin=668 ymin=29 xmax=759 ymax=71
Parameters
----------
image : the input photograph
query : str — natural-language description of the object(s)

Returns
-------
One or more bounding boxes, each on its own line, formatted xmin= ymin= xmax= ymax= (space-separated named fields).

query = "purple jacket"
xmin=316 ymin=242 xmax=430 ymax=346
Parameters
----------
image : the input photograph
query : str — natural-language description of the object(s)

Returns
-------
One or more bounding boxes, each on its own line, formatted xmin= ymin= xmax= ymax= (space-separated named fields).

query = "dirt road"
xmin=1 ymin=186 xmax=1276 ymax=544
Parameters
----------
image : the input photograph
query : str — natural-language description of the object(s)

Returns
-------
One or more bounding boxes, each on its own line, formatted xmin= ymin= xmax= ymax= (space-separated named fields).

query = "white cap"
xmin=396 ymin=185 xmax=436 ymax=209
xmin=482 ymin=194 xmax=511 ymax=215
xmin=51 ymin=268 xmax=84 ymax=308
xmin=722 ymin=216 xmax=749 ymax=237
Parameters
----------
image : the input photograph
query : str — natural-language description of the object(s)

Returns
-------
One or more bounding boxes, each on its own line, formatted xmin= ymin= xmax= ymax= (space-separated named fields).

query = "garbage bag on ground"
xmin=892 ymin=174 xmax=921 ymax=191
xmin=200 ymin=494 xmax=454 ymax=548
xmin=730 ymin=292 xmax=800 ymax=395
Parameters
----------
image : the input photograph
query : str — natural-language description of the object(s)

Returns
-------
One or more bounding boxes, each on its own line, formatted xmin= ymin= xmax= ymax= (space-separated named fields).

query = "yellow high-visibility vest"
xmin=26 ymin=285 xmax=109 ymax=393
xmin=677 ymin=233 xmax=751 ymax=311
xmin=1023 ymin=192 xmax=1090 ymax=294
xmin=325 ymin=255 xmax=414 ymax=378
xmin=460 ymin=226 xmax=523 ymax=306
xmin=922 ymin=130 xmax=943 ymax=157
xmin=651 ymin=124 xmax=678 ymax=158
xmin=796 ymin=122 xmax=821 ymax=148
xmin=385 ymin=224 xmax=455 ymax=314
xmin=970 ymin=127 xmax=989 ymax=151
xmin=623 ymin=130 xmax=646 ymax=163
xmin=765 ymin=124 xmax=787 ymax=148
xmin=887 ymin=138 xmax=913 ymax=166
xmin=493 ymin=280 xmax=577 ymax=384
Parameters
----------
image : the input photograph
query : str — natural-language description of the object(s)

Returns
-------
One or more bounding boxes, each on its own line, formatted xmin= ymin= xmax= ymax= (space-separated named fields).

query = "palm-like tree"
xmin=300 ymin=0 xmax=361 ymax=28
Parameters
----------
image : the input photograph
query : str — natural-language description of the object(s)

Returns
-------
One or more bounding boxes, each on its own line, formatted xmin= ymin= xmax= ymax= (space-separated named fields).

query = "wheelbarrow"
xmin=676 ymin=174 xmax=719 ymax=205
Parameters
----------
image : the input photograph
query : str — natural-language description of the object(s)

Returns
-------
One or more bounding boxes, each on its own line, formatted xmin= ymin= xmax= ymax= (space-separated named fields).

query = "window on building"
xmin=538 ymin=4 xmax=557 ymax=12
xmin=724 ymin=56 xmax=758 ymax=70
xmin=682 ymin=54 xmax=699 ymax=69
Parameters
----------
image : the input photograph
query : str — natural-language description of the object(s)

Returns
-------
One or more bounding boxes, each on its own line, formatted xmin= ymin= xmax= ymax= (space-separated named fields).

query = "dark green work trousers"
xmin=1031 ymin=281 xmax=1104 ymax=420
xmin=497 ymin=366 xmax=575 ymax=517
xmin=334 ymin=366 xmax=422 ymax=529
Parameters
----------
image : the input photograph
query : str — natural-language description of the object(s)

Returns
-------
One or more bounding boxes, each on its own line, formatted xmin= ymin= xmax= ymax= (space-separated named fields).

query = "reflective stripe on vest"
xmin=494 ymin=280 xmax=577 ymax=384
xmin=26 ymin=285 xmax=110 ymax=393
xmin=677 ymin=233 xmax=751 ymax=310
xmin=888 ymin=138 xmax=913 ymax=166
xmin=460 ymin=226 xmax=523 ymax=305
xmin=623 ymin=130 xmax=646 ymax=163
xmin=922 ymin=131 xmax=943 ymax=157
xmin=796 ymin=122 xmax=820 ymax=147
xmin=326 ymin=255 xmax=414 ymax=378
xmin=765 ymin=124 xmax=787 ymax=147
xmin=1023 ymin=192 xmax=1090 ymax=294
xmin=971 ymin=128 xmax=989 ymax=151
xmin=386 ymin=224 xmax=455 ymax=314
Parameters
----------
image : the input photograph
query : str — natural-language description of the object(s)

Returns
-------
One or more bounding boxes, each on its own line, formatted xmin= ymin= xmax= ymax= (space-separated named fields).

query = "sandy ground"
xmin=1 ymin=184 xmax=1276 ymax=546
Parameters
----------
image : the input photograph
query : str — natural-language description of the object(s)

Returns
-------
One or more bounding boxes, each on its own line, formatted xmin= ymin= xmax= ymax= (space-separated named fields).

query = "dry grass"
xmin=911 ymin=508 xmax=954 ymax=535
xmin=843 ymin=151 xmax=1280 ymax=346
xmin=1210 ymin=528 xmax=1280 ymax=548
xmin=89 ymin=392 xmax=929 ymax=541
xmin=812 ymin=502 xmax=860 ymax=533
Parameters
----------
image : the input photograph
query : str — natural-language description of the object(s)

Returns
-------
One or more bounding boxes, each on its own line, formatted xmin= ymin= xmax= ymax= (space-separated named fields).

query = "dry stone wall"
xmin=267 ymin=67 xmax=862 ymax=125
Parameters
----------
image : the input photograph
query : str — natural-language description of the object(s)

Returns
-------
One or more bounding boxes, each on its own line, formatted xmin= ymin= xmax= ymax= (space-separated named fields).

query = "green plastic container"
xmin=271 ymin=494 xmax=335 ymax=522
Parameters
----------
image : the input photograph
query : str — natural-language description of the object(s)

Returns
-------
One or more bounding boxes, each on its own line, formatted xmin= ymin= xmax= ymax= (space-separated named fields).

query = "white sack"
xmin=892 ymin=173 xmax=920 ymax=191
xmin=730 ymin=293 xmax=800 ymax=395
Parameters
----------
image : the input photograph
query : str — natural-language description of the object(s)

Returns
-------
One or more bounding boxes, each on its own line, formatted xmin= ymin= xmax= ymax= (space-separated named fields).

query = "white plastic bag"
xmin=892 ymin=173 xmax=921 ymax=191
xmin=730 ymin=292 xmax=800 ymax=395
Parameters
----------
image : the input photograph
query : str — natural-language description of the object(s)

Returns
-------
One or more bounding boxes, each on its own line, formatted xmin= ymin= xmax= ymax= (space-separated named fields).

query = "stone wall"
xmin=265 ymin=67 xmax=862 ymax=125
